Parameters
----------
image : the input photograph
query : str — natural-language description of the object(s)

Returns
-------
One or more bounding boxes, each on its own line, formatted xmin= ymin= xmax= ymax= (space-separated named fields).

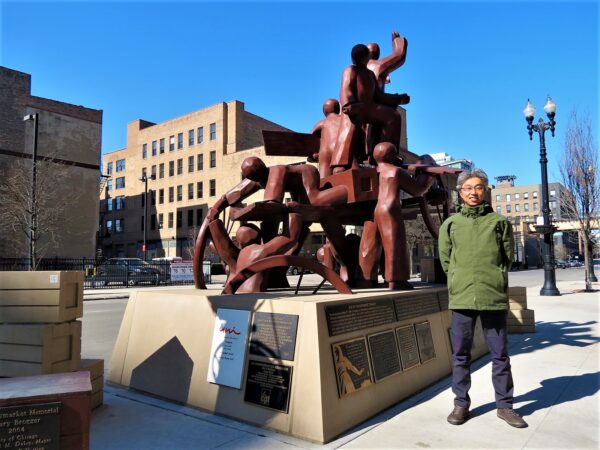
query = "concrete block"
xmin=0 ymin=321 xmax=81 ymax=377
xmin=0 ymin=271 xmax=83 ymax=323
xmin=80 ymin=359 xmax=104 ymax=409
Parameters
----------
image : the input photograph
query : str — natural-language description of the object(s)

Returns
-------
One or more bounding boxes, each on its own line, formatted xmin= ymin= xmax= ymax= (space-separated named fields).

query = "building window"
xmin=177 ymin=158 xmax=183 ymax=175
xmin=515 ymin=193 xmax=520 ymax=200
xmin=159 ymin=163 xmax=164 ymax=179
xmin=141 ymin=215 xmax=145 ymax=231
xmin=106 ymin=198 xmax=113 ymax=211
xmin=188 ymin=156 xmax=194 ymax=173
xmin=496 ymin=206 xmax=502 ymax=214
xmin=210 ymin=123 xmax=216 ymax=140
xmin=533 ymin=191 xmax=538 ymax=199
xmin=106 ymin=219 xmax=113 ymax=234
xmin=197 ymin=127 xmax=204 ymax=144
xmin=524 ymin=192 xmax=529 ymax=199
xmin=550 ymin=200 xmax=557 ymax=209
xmin=209 ymin=179 xmax=216 ymax=196
xmin=196 ymin=209 xmax=202 ymax=225
xmin=169 ymin=135 xmax=175 ymax=151
xmin=107 ymin=179 xmax=113 ymax=192
xmin=151 ymin=214 xmax=157 ymax=230
xmin=116 ymin=159 xmax=126 ymax=172
xmin=115 ymin=196 xmax=125 ymax=210
xmin=159 ymin=188 xmax=164 ymax=204
xmin=160 ymin=138 xmax=165 ymax=154
xmin=533 ymin=202 xmax=539 ymax=211
xmin=152 ymin=140 xmax=157 ymax=156
xmin=142 ymin=144 xmax=147 ymax=159
xmin=506 ymin=204 xmax=511 ymax=213
xmin=495 ymin=194 xmax=501 ymax=202
xmin=177 ymin=185 xmax=182 ymax=201
xmin=188 ymin=183 xmax=193 ymax=200
xmin=151 ymin=165 xmax=157 ymax=178
xmin=515 ymin=204 xmax=520 ymax=212
xmin=116 ymin=177 xmax=125 ymax=189
xmin=176 ymin=211 xmax=182 ymax=228
xmin=197 ymin=181 xmax=203 ymax=198
xmin=197 ymin=154 xmax=203 ymax=171
xmin=550 ymin=189 xmax=556 ymax=197
xmin=169 ymin=161 xmax=175 ymax=177
xmin=107 ymin=162 xmax=113 ymax=175
xmin=150 ymin=190 xmax=156 ymax=205
xmin=158 ymin=213 xmax=163 ymax=229
xmin=169 ymin=186 xmax=174 ymax=202
xmin=177 ymin=132 xmax=184 ymax=149
xmin=141 ymin=167 xmax=147 ymax=178
xmin=210 ymin=150 xmax=216 ymax=168
xmin=168 ymin=212 xmax=174 ymax=228
xmin=187 ymin=210 xmax=193 ymax=227
xmin=188 ymin=129 xmax=194 ymax=146
xmin=524 ymin=203 xmax=529 ymax=211
xmin=115 ymin=219 xmax=124 ymax=233
xmin=505 ymin=194 xmax=510 ymax=202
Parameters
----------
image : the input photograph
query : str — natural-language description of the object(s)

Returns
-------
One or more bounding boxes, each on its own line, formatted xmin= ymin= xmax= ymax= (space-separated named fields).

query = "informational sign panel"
xmin=325 ymin=299 xmax=396 ymax=336
xmin=331 ymin=338 xmax=373 ymax=397
xmin=415 ymin=321 xmax=436 ymax=363
xmin=396 ymin=325 xmax=421 ymax=370
xmin=367 ymin=330 xmax=402 ymax=382
xmin=244 ymin=361 xmax=293 ymax=413
xmin=0 ymin=402 xmax=61 ymax=450
xmin=250 ymin=312 xmax=299 ymax=361
xmin=170 ymin=261 xmax=194 ymax=282
xmin=207 ymin=309 xmax=251 ymax=389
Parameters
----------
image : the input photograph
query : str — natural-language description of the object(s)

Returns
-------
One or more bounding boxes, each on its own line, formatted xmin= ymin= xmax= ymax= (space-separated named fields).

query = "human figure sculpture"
xmin=358 ymin=143 xmax=437 ymax=289
xmin=310 ymin=99 xmax=342 ymax=178
xmin=331 ymin=44 xmax=408 ymax=172
xmin=366 ymin=31 xmax=409 ymax=89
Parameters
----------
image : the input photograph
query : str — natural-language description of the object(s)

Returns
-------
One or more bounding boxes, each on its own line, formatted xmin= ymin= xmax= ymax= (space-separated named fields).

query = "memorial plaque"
xmin=0 ymin=402 xmax=61 ymax=450
xmin=415 ymin=321 xmax=436 ymax=362
xmin=325 ymin=299 xmax=396 ymax=336
xmin=394 ymin=292 xmax=440 ymax=322
xmin=250 ymin=312 xmax=299 ymax=361
xmin=367 ymin=330 xmax=401 ymax=382
xmin=244 ymin=361 xmax=292 ymax=413
xmin=396 ymin=325 xmax=420 ymax=370
xmin=331 ymin=338 xmax=373 ymax=397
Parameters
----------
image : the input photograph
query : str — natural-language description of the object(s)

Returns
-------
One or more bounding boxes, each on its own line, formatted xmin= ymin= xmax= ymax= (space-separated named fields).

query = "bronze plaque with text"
xmin=250 ymin=312 xmax=299 ymax=361
xmin=396 ymin=325 xmax=420 ymax=370
xmin=394 ymin=293 xmax=440 ymax=322
xmin=0 ymin=402 xmax=61 ymax=450
xmin=367 ymin=330 xmax=401 ymax=382
xmin=244 ymin=361 xmax=292 ymax=413
xmin=325 ymin=299 xmax=396 ymax=336
xmin=331 ymin=338 xmax=373 ymax=397
xmin=415 ymin=321 xmax=436 ymax=362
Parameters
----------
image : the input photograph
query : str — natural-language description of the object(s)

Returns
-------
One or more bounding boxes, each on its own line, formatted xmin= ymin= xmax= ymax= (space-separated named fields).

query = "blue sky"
xmin=1 ymin=1 xmax=598 ymax=185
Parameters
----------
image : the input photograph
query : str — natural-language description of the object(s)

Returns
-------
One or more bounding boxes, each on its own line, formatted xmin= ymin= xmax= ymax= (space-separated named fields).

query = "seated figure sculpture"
xmin=310 ymin=99 xmax=342 ymax=178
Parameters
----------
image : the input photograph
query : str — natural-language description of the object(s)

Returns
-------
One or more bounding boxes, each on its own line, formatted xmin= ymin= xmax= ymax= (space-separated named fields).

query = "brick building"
xmin=0 ymin=66 xmax=102 ymax=259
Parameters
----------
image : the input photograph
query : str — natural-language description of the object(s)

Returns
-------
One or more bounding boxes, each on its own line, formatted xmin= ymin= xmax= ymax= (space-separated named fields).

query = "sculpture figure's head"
xmin=322 ymin=98 xmax=340 ymax=116
xmin=351 ymin=44 xmax=370 ymax=66
xmin=367 ymin=42 xmax=380 ymax=60
xmin=373 ymin=142 xmax=398 ymax=164
xmin=241 ymin=157 xmax=268 ymax=184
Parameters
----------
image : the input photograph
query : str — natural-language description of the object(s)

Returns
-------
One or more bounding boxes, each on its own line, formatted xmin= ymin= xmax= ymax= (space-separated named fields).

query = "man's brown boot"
xmin=447 ymin=406 xmax=469 ymax=425
xmin=497 ymin=408 xmax=528 ymax=428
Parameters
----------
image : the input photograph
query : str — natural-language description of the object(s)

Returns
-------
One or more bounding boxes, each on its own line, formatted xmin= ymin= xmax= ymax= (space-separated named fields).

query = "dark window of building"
xmin=210 ymin=122 xmax=216 ymax=140
xmin=177 ymin=185 xmax=183 ymax=201
xmin=506 ymin=204 xmax=512 ymax=213
xmin=524 ymin=192 xmax=529 ymax=199
xmin=197 ymin=154 xmax=203 ymax=171
xmin=116 ymin=159 xmax=126 ymax=172
xmin=169 ymin=161 xmax=174 ymax=177
xmin=169 ymin=187 xmax=174 ymax=202
xmin=159 ymin=163 xmax=164 ymax=179
xmin=197 ymin=127 xmax=204 ymax=144
xmin=533 ymin=191 xmax=538 ymax=199
xmin=150 ymin=190 xmax=156 ymax=206
xmin=169 ymin=135 xmax=175 ymax=151
xmin=141 ymin=215 xmax=144 ymax=231
xmin=515 ymin=204 xmax=520 ymax=212
xmin=197 ymin=181 xmax=203 ymax=198
xmin=151 ymin=214 xmax=157 ymax=230
xmin=107 ymin=162 xmax=113 ymax=175
xmin=188 ymin=129 xmax=194 ymax=146
xmin=187 ymin=210 xmax=193 ymax=227
xmin=177 ymin=158 xmax=183 ymax=175
xmin=106 ymin=219 xmax=113 ymax=233
xmin=176 ymin=211 xmax=182 ymax=228
xmin=158 ymin=213 xmax=163 ymax=228
xmin=210 ymin=179 xmax=216 ymax=196
xmin=107 ymin=179 xmax=113 ymax=191
xmin=141 ymin=167 xmax=147 ymax=178
xmin=159 ymin=189 xmax=164 ymax=204
xmin=210 ymin=150 xmax=216 ymax=168
xmin=196 ymin=209 xmax=202 ymax=225
xmin=115 ymin=219 xmax=124 ymax=233
xmin=177 ymin=132 xmax=184 ymax=149
xmin=168 ymin=212 xmax=174 ymax=228
xmin=106 ymin=198 xmax=113 ymax=211
xmin=188 ymin=183 xmax=193 ymax=200
xmin=142 ymin=145 xmax=147 ymax=160
xmin=116 ymin=177 xmax=125 ymax=189
xmin=160 ymin=138 xmax=165 ymax=154
xmin=152 ymin=140 xmax=157 ymax=156
xmin=115 ymin=196 xmax=125 ymax=210
xmin=533 ymin=202 xmax=539 ymax=211
xmin=496 ymin=206 xmax=502 ymax=214
xmin=151 ymin=165 xmax=156 ymax=178
xmin=524 ymin=203 xmax=529 ymax=211
xmin=495 ymin=195 xmax=501 ymax=202
xmin=188 ymin=156 xmax=194 ymax=173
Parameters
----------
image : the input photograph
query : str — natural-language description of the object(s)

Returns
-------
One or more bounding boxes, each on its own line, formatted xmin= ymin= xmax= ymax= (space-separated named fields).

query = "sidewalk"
xmin=90 ymin=280 xmax=599 ymax=449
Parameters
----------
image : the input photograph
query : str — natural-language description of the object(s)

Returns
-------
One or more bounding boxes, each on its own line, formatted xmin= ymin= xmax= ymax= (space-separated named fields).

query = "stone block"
xmin=80 ymin=359 xmax=104 ymax=409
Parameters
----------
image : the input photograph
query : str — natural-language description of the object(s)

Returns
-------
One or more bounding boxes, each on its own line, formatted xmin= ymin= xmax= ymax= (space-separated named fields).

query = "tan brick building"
xmin=100 ymin=100 xmax=306 ymax=259
xmin=0 ymin=66 xmax=102 ymax=260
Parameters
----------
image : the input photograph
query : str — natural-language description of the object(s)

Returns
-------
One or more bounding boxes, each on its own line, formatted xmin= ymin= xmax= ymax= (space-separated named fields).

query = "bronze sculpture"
xmin=193 ymin=31 xmax=462 ymax=294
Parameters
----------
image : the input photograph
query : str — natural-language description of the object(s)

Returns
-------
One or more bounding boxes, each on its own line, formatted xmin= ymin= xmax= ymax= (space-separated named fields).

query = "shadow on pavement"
xmin=512 ymin=320 xmax=600 ymax=356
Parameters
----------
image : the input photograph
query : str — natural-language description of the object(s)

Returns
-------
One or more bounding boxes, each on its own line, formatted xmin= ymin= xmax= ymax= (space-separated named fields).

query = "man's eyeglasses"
xmin=460 ymin=185 xmax=486 ymax=193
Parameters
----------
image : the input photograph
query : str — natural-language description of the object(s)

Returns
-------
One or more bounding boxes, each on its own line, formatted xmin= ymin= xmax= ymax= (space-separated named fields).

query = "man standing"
xmin=438 ymin=169 xmax=527 ymax=428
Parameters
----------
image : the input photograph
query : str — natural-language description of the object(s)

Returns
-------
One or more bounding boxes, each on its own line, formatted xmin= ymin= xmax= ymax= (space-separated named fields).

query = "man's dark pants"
xmin=450 ymin=309 xmax=514 ymax=409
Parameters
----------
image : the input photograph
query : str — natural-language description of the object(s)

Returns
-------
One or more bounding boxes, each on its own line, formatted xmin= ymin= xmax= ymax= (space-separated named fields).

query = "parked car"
xmin=567 ymin=259 xmax=583 ymax=267
xmin=92 ymin=258 xmax=161 ymax=286
xmin=287 ymin=266 xmax=313 ymax=276
xmin=555 ymin=259 xmax=568 ymax=269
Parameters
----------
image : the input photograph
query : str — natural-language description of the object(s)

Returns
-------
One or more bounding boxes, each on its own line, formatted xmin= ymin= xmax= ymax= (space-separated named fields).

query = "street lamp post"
xmin=23 ymin=113 xmax=39 ymax=270
xmin=523 ymin=97 xmax=560 ymax=296
xmin=139 ymin=173 xmax=156 ymax=261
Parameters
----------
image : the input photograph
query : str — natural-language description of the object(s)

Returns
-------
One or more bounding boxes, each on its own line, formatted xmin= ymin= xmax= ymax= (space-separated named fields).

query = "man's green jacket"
xmin=438 ymin=202 xmax=514 ymax=310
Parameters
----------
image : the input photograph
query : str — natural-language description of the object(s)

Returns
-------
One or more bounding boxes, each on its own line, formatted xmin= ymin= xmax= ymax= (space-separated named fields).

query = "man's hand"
xmin=342 ymin=102 xmax=364 ymax=116
xmin=392 ymin=31 xmax=400 ymax=39
xmin=396 ymin=93 xmax=410 ymax=105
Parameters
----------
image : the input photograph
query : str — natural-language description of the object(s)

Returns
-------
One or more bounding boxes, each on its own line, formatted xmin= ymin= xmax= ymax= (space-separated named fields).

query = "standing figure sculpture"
xmin=311 ymin=99 xmax=343 ymax=178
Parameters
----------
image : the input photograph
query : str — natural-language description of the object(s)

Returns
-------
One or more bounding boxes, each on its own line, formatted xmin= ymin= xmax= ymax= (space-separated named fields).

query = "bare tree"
xmin=405 ymin=214 xmax=440 ymax=275
xmin=0 ymin=153 xmax=82 ymax=269
xmin=558 ymin=110 xmax=599 ymax=290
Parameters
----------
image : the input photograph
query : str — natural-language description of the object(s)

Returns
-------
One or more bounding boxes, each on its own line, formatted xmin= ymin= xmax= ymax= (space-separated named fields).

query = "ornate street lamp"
xmin=139 ymin=173 xmax=156 ymax=261
xmin=523 ymin=97 xmax=560 ymax=296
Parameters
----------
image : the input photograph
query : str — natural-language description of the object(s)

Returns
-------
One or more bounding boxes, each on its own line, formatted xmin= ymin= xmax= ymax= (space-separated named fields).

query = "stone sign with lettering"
xmin=0 ymin=402 xmax=61 ymax=450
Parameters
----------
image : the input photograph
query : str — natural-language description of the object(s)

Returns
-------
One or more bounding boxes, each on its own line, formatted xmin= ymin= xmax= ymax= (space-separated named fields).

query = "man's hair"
xmin=456 ymin=169 xmax=489 ymax=190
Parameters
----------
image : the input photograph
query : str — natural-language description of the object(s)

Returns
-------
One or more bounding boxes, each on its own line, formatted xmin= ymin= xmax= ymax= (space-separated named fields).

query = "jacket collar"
xmin=457 ymin=202 xmax=493 ymax=218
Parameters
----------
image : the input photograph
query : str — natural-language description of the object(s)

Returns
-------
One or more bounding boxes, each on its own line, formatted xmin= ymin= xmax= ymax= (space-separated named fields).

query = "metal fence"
xmin=0 ymin=258 xmax=211 ymax=289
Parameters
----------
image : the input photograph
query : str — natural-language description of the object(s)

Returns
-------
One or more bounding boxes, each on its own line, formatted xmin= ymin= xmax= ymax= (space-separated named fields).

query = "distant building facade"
xmin=431 ymin=152 xmax=474 ymax=171
xmin=99 ymin=100 xmax=305 ymax=259
xmin=0 ymin=66 xmax=102 ymax=259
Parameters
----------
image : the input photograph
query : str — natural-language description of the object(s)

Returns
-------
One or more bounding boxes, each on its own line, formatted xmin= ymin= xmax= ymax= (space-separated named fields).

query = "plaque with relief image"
xmin=331 ymin=338 xmax=373 ymax=397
